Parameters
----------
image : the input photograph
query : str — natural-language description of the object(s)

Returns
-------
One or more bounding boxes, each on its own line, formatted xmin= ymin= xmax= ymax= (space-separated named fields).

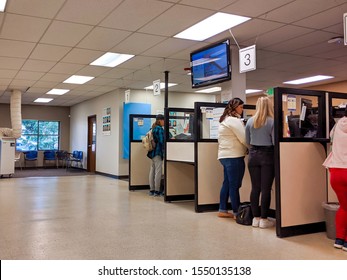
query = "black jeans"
xmin=248 ymin=146 xmax=274 ymax=219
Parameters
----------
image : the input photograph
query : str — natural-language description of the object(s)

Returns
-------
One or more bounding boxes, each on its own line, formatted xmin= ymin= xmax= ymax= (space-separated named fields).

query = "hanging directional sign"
xmin=239 ymin=45 xmax=256 ymax=73
xmin=153 ymin=79 xmax=161 ymax=96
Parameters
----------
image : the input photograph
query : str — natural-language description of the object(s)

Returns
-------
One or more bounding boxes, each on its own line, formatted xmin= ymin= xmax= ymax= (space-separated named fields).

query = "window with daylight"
xmin=16 ymin=120 xmax=60 ymax=151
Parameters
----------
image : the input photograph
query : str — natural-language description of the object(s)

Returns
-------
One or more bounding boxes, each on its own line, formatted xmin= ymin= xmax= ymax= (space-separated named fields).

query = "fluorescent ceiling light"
xmin=174 ymin=12 xmax=251 ymax=41
xmin=46 ymin=89 xmax=70 ymax=95
xmin=63 ymin=75 xmax=94 ymax=84
xmin=195 ymin=87 xmax=221 ymax=93
xmin=34 ymin=98 xmax=53 ymax=103
xmin=246 ymin=89 xmax=263 ymax=94
xmin=144 ymin=83 xmax=177 ymax=90
xmin=90 ymin=52 xmax=134 ymax=67
xmin=283 ymin=75 xmax=334 ymax=85
xmin=0 ymin=0 xmax=7 ymax=12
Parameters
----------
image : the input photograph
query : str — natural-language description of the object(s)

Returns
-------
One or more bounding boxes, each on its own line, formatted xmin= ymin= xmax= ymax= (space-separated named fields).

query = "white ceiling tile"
xmin=56 ymin=0 xmax=123 ymax=25
xmin=75 ymin=66 xmax=110 ymax=77
xmin=26 ymin=87 xmax=52 ymax=94
xmin=110 ymin=33 xmax=166 ymax=55
xmin=0 ymin=14 xmax=51 ymax=42
xmin=30 ymin=44 xmax=72 ymax=61
xmin=61 ymin=48 xmax=103 ymax=64
xmin=6 ymin=0 xmax=66 ymax=18
xmin=100 ymin=0 xmax=173 ymax=31
xmin=266 ymin=31 xmax=334 ymax=53
xmin=15 ymin=71 xmax=45 ymax=80
xmin=119 ymin=56 xmax=162 ymax=70
xmin=0 ymin=39 xmax=36 ymax=58
xmin=86 ymin=77 xmax=114 ymax=86
xmin=40 ymin=73 xmax=70 ymax=82
xmin=0 ymin=57 xmax=26 ymax=70
xmin=9 ymin=80 xmax=36 ymax=89
xmin=77 ymin=27 xmax=132 ymax=51
xmin=32 ymin=81 xmax=59 ymax=88
xmin=49 ymin=63 xmax=84 ymax=75
xmin=40 ymin=21 xmax=93 ymax=47
xmin=250 ymin=25 xmax=313 ymax=48
xmin=180 ymin=0 xmax=237 ymax=10
xmin=0 ymin=69 xmax=18 ymax=79
xmin=265 ymin=0 xmax=343 ymax=24
xmin=295 ymin=3 xmax=347 ymax=29
xmin=222 ymin=0 xmax=294 ymax=17
xmin=142 ymin=38 xmax=197 ymax=57
xmin=0 ymin=78 xmax=12 ymax=86
xmin=100 ymin=68 xmax=135 ymax=79
xmin=21 ymin=60 xmax=57 ymax=72
xmin=139 ymin=4 xmax=213 ymax=36
xmin=323 ymin=23 xmax=343 ymax=34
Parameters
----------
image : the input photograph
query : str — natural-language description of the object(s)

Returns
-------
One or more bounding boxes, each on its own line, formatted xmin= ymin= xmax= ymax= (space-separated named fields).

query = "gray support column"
xmin=221 ymin=45 xmax=246 ymax=103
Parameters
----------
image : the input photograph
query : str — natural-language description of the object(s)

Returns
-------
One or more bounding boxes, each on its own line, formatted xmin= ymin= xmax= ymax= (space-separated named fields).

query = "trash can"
xmin=322 ymin=202 xmax=340 ymax=240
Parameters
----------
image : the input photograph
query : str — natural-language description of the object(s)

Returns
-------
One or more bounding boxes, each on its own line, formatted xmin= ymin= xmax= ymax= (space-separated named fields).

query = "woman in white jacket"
xmin=323 ymin=108 xmax=347 ymax=251
xmin=217 ymin=98 xmax=248 ymax=218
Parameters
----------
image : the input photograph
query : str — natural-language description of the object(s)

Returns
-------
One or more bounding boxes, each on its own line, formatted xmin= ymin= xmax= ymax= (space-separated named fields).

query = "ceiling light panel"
xmin=63 ymin=75 xmax=94 ymax=84
xmin=174 ymin=12 xmax=251 ymax=41
xmin=90 ymin=52 xmax=134 ymax=67
xmin=34 ymin=98 xmax=53 ymax=103
xmin=283 ymin=75 xmax=334 ymax=85
xmin=46 ymin=89 xmax=70 ymax=95
xmin=0 ymin=0 xmax=7 ymax=12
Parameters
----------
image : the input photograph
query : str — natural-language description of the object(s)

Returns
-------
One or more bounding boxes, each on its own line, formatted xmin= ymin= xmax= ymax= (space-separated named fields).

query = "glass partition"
xmin=279 ymin=90 xmax=325 ymax=139
xmin=194 ymin=102 xmax=256 ymax=140
xmin=165 ymin=108 xmax=194 ymax=141
xmin=129 ymin=114 xmax=156 ymax=141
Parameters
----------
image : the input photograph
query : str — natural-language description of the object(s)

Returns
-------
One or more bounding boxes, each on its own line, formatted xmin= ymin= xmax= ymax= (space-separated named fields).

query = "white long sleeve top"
xmin=217 ymin=116 xmax=248 ymax=159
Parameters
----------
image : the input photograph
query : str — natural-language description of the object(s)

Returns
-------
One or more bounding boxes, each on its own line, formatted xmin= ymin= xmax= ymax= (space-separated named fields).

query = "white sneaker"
xmin=252 ymin=217 xmax=260 ymax=227
xmin=259 ymin=218 xmax=275 ymax=228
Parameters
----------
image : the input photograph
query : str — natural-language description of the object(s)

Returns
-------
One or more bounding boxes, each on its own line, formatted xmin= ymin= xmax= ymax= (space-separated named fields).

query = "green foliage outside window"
xmin=16 ymin=120 xmax=60 ymax=151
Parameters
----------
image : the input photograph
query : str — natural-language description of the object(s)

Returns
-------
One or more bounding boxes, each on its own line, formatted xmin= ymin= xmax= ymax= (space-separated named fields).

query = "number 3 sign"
xmin=239 ymin=45 xmax=256 ymax=73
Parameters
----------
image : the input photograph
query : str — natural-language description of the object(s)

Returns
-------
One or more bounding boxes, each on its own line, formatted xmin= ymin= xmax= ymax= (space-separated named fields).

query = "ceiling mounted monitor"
xmin=190 ymin=39 xmax=231 ymax=88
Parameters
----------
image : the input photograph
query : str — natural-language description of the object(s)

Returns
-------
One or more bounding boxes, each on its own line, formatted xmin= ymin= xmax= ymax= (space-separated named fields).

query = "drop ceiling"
xmin=0 ymin=0 xmax=347 ymax=106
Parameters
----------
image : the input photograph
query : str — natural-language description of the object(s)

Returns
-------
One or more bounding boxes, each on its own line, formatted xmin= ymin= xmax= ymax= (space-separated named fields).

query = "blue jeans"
xmin=219 ymin=157 xmax=245 ymax=214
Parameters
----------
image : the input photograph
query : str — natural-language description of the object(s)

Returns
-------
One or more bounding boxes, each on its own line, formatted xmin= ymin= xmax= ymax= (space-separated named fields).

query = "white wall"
xmin=70 ymin=88 xmax=216 ymax=176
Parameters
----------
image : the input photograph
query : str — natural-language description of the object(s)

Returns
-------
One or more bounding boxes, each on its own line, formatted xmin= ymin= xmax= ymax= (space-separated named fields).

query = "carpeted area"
xmin=7 ymin=167 xmax=94 ymax=178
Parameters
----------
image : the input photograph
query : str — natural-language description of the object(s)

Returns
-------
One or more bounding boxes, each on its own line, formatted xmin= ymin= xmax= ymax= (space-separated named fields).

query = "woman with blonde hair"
xmin=245 ymin=96 xmax=275 ymax=228
xmin=217 ymin=97 xmax=248 ymax=218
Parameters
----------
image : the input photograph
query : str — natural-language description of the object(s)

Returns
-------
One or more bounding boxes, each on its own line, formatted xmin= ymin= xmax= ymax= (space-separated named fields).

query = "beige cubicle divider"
xmin=129 ymin=142 xmax=151 ymax=189
xmin=196 ymin=142 xmax=276 ymax=211
xmin=165 ymin=142 xmax=195 ymax=199
xmin=166 ymin=161 xmax=194 ymax=196
xmin=196 ymin=142 xmax=222 ymax=205
xmin=279 ymin=142 xmax=326 ymax=227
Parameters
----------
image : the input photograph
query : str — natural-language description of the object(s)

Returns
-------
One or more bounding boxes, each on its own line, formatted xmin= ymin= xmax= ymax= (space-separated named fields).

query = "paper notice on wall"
xmin=300 ymin=105 xmax=306 ymax=121
xmin=210 ymin=107 xmax=224 ymax=139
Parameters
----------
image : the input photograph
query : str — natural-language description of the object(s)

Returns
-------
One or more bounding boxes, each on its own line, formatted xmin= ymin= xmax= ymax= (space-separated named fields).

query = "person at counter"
xmin=217 ymin=98 xmax=248 ymax=219
xmin=323 ymin=107 xmax=347 ymax=251
xmin=147 ymin=114 xmax=165 ymax=197
xmin=245 ymin=96 xmax=275 ymax=228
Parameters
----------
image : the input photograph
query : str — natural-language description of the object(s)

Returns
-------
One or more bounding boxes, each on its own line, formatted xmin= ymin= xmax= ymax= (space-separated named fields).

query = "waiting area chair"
xmin=43 ymin=150 xmax=57 ymax=168
xmin=14 ymin=151 xmax=22 ymax=170
xmin=24 ymin=151 xmax=38 ymax=168
xmin=66 ymin=150 xmax=83 ymax=170
xmin=56 ymin=150 xmax=68 ymax=168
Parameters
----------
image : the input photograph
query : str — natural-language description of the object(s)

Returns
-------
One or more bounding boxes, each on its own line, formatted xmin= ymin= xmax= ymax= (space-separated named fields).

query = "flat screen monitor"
xmin=190 ymin=39 xmax=231 ymax=88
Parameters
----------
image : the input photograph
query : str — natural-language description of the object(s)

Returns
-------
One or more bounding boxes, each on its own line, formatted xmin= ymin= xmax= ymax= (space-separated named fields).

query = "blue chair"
xmin=24 ymin=151 xmax=38 ymax=168
xmin=43 ymin=150 xmax=57 ymax=168
xmin=66 ymin=150 xmax=83 ymax=169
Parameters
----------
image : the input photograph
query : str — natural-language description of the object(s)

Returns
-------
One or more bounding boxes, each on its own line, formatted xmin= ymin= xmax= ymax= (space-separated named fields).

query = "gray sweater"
xmin=245 ymin=117 xmax=274 ymax=146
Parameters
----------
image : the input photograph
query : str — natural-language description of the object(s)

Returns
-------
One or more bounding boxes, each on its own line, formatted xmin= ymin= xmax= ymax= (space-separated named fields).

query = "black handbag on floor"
xmin=236 ymin=202 xmax=253 ymax=226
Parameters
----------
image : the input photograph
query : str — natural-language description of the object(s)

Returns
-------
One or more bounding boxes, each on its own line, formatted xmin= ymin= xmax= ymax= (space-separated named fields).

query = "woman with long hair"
xmin=217 ymin=98 xmax=248 ymax=218
xmin=147 ymin=114 xmax=165 ymax=196
xmin=323 ymin=107 xmax=347 ymax=250
xmin=245 ymin=96 xmax=275 ymax=228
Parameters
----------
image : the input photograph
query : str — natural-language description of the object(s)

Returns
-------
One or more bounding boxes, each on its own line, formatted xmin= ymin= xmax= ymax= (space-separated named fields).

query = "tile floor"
xmin=0 ymin=175 xmax=346 ymax=260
